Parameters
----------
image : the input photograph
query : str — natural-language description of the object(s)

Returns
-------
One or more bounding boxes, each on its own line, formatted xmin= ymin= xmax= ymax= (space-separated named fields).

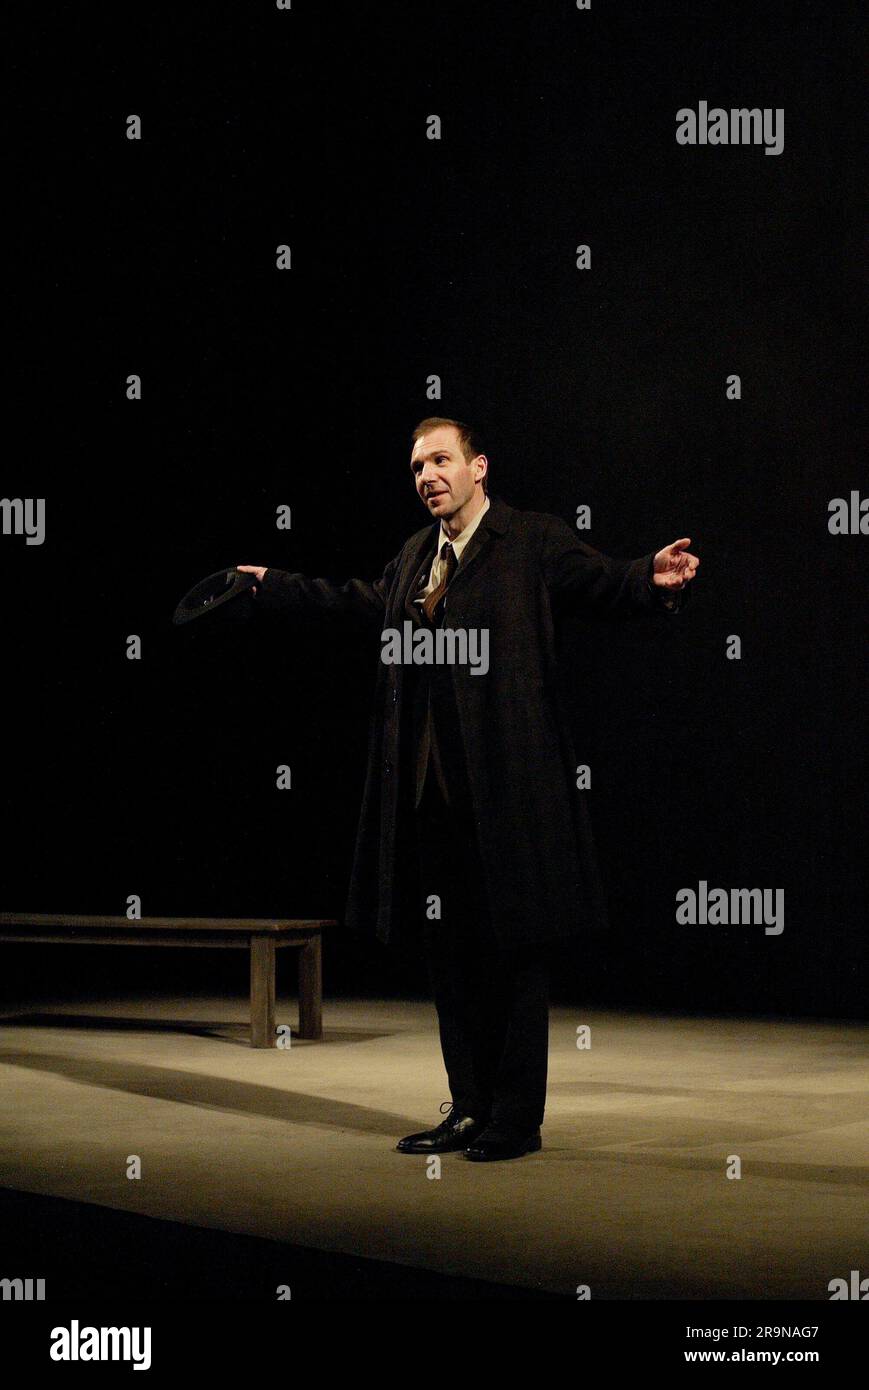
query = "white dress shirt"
xmin=415 ymin=495 xmax=491 ymax=606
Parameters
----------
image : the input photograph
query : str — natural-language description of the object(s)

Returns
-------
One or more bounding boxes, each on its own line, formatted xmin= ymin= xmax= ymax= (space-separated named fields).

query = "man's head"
xmin=409 ymin=417 xmax=489 ymax=524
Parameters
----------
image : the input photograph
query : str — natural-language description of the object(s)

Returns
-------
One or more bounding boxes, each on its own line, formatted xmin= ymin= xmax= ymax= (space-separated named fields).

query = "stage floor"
xmin=0 ymin=994 xmax=866 ymax=1299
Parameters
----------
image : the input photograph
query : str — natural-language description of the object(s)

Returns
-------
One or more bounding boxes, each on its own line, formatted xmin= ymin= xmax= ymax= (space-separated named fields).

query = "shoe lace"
xmin=435 ymin=1100 xmax=464 ymax=1130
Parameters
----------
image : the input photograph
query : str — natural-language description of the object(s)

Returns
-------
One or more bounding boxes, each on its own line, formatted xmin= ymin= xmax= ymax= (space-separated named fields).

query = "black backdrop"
xmin=5 ymin=2 xmax=865 ymax=1016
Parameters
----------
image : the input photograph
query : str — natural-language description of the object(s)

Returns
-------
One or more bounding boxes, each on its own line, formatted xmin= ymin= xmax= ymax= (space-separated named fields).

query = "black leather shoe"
xmin=463 ymin=1124 xmax=542 ymax=1161
xmin=396 ymin=1101 xmax=487 ymax=1153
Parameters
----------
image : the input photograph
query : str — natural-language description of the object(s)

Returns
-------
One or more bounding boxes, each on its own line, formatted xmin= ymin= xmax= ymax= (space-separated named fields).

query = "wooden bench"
xmin=0 ymin=914 xmax=335 ymax=1047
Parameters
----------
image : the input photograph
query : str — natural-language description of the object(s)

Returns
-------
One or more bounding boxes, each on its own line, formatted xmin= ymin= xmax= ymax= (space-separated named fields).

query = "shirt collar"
xmin=438 ymin=495 xmax=490 ymax=562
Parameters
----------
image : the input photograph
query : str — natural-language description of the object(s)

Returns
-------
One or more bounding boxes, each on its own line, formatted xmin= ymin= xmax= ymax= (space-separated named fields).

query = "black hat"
xmin=172 ymin=567 xmax=257 ymax=628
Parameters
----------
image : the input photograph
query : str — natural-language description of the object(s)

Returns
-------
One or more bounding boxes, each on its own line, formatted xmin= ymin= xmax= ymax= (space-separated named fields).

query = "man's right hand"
xmin=237 ymin=564 xmax=267 ymax=595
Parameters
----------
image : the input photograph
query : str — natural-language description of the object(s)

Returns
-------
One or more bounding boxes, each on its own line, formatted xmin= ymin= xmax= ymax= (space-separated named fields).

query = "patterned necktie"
xmin=422 ymin=541 xmax=457 ymax=623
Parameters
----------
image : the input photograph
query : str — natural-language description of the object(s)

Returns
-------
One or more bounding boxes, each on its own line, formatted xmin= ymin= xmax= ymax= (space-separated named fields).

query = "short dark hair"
xmin=411 ymin=416 xmax=489 ymax=496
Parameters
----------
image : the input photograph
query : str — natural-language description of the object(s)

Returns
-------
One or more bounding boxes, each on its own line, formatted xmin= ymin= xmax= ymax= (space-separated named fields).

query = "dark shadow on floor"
xmin=0 ymin=1049 xmax=425 ymax=1136
xmin=0 ymin=1187 xmax=565 ymax=1300
xmin=0 ymin=1013 xmax=390 ymax=1047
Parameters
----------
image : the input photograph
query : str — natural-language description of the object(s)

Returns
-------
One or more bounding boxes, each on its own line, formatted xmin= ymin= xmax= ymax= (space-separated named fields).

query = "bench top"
xmin=0 ymin=914 xmax=336 ymax=934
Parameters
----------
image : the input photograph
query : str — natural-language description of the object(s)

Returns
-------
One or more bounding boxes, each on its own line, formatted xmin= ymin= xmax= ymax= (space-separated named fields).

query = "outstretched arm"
xmin=541 ymin=517 xmax=699 ymax=618
xmin=237 ymin=550 xmax=402 ymax=630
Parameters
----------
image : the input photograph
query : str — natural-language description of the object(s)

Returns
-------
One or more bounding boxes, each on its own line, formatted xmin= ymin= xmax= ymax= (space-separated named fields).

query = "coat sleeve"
xmin=253 ymin=549 xmax=402 ymax=628
xmin=541 ymin=516 xmax=689 ymax=618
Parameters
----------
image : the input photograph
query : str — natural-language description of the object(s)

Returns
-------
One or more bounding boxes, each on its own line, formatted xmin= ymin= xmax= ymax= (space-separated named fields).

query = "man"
xmin=239 ymin=418 xmax=699 ymax=1160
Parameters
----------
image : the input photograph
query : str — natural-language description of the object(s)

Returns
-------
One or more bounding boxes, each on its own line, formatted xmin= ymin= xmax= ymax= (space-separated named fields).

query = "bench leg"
xmin=298 ymin=935 xmax=323 ymax=1040
xmin=250 ymin=936 xmax=276 ymax=1048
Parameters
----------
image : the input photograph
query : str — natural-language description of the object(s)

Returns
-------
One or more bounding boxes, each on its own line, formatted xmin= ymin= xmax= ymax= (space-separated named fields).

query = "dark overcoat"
xmin=257 ymin=495 xmax=685 ymax=948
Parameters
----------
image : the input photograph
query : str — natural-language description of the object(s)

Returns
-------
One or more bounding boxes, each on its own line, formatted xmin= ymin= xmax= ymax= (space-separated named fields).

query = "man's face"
xmin=410 ymin=427 xmax=484 ymax=520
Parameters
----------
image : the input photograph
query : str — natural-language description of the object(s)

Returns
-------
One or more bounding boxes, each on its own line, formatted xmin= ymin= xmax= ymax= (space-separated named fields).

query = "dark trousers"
xmin=413 ymin=769 xmax=551 ymax=1131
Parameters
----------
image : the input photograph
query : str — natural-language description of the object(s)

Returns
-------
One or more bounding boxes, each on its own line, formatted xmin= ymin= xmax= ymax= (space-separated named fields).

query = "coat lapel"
xmin=397 ymin=495 xmax=513 ymax=620
xmin=400 ymin=527 xmax=438 ymax=626
xmin=446 ymin=494 xmax=512 ymax=595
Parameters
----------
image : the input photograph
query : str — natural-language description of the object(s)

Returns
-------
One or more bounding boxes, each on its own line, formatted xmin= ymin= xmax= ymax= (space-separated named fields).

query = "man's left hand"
xmin=652 ymin=538 xmax=700 ymax=590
